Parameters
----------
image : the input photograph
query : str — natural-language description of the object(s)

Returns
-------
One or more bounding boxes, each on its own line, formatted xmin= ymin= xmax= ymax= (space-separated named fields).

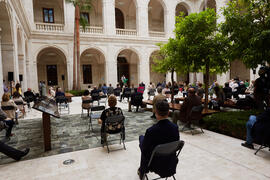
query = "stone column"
xmin=106 ymin=46 xmax=117 ymax=86
xmin=12 ymin=13 xmax=19 ymax=83
xmin=139 ymin=51 xmax=150 ymax=86
xmin=137 ymin=1 xmax=149 ymax=37
xmin=164 ymin=1 xmax=175 ymax=38
xmin=196 ymin=72 xmax=204 ymax=84
xmin=217 ymin=71 xmax=230 ymax=86
xmin=103 ymin=0 xmax=116 ymax=35
xmin=21 ymin=34 xmax=28 ymax=92
xmin=0 ymin=29 xmax=4 ymax=97
xmin=166 ymin=72 xmax=177 ymax=83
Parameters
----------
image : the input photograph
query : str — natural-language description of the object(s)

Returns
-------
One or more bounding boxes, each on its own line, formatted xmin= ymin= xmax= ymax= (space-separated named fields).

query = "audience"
xmin=138 ymin=99 xmax=179 ymax=179
xmin=196 ymin=83 xmax=204 ymax=99
xmin=209 ymin=86 xmax=225 ymax=110
xmin=101 ymin=83 xmax=108 ymax=95
xmin=13 ymin=91 xmax=26 ymax=118
xmin=107 ymin=84 xmax=114 ymax=96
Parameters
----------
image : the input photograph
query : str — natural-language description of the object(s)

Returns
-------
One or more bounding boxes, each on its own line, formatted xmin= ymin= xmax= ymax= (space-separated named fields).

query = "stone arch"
xmin=200 ymin=0 xmax=217 ymax=12
xmin=34 ymin=45 xmax=68 ymax=63
xmin=0 ymin=1 xmax=15 ymax=90
xmin=115 ymin=0 xmax=137 ymax=30
xmin=116 ymin=49 xmax=140 ymax=86
xmin=148 ymin=0 xmax=166 ymax=33
xmin=175 ymin=2 xmax=190 ymax=17
xmin=80 ymin=48 xmax=106 ymax=88
xmin=36 ymin=47 xmax=68 ymax=92
xmin=89 ymin=0 xmax=103 ymax=27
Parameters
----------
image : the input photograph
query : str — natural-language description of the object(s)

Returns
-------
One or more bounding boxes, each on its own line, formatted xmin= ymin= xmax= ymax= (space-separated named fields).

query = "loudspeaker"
xmin=19 ymin=74 xmax=23 ymax=82
xmin=61 ymin=75 xmax=65 ymax=81
xmin=8 ymin=72 xmax=14 ymax=82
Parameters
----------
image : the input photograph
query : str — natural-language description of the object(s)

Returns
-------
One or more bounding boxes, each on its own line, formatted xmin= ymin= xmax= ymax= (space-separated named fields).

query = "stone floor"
xmin=0 ymin=109 xmax=155 ymax=165
xmin=1 ymin=130 xmax=270 ymax=180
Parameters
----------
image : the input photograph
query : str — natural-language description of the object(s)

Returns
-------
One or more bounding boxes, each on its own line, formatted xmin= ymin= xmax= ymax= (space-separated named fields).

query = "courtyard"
xmin=0 ymin=97 xmax=270 ymax=179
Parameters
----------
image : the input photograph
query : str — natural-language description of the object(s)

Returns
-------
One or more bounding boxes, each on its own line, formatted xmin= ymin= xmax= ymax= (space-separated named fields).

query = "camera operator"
xmin=241 ymin=99 xmax=270 ymax=149
xmin=254 ymin=66 xmax=270 ymax=109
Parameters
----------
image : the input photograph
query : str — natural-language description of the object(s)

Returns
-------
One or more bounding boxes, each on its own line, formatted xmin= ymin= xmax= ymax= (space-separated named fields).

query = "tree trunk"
xmin=171 ymin=69 xmax=175 ymax=103
xmin=204 ymin=60 xmax=210 ymax=111
xmin=72 ymin=13 xmax=77 ymax=90
xmin=75 ymin=5 xmax=81 ymax=90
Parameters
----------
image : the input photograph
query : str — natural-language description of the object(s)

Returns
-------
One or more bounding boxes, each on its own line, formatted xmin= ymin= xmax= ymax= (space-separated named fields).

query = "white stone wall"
xmin=0 ymin=0 xmax=255 ymax=99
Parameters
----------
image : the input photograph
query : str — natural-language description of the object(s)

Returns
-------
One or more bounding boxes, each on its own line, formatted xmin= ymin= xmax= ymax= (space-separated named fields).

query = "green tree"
xmin=221 ymin=0 xmax=270 ymax=68
xmin=66 ymin=0 xmax=91 ymax=90
xmin=152 ymin=39 xmax=185 ymax=102
xmin=153 ymin=9 xmax=230 ymax=109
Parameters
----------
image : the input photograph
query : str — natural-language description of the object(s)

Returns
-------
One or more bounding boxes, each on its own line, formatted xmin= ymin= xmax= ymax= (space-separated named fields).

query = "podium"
xmin=33 ymin=97 xmax=60 ymax=151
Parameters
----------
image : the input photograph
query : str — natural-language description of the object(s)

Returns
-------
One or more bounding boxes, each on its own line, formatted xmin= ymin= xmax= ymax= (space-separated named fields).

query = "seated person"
xmin=24 ymin=88 xmax=36 ymax=108
xmin=209 ymin=86 xmax=225 ymax=110
xmin=223 ymin=82 xmax=232 ymax=100
xmin=13 ymin=91 xmax=26 ymax=118
xmin=0 ymin=108 xmax=15 ymax=142
xmin=245 ymin=80 xmax=255 ymax=94
xmin=151 ymin=86 xmax=166 ymax=119
xmin=48 ymin=87 xmax=55 ymax=98
xmin=196 ymin=83 xmax=204 ymax=99
xmin=113 ymin=84 xmax=122 ymax=97
xmin=81 ymin=90 xmax=92 ymax=116
xmin=98 ymin=95 xmax=123 ymax=144
xmin=138 ymin=99 xmax=179 ymax=179
xmin=120 ymin=85 xmax=131 ymax=102
xmin=0 ymin=141 xmax=30 ymax=161
xmin=55 ymin=88 xmax=67 ymax=104
xmin=162 ymin=85 xmax=171 ymax=98
xmin=101 ymin=83 xmax=108 ymax=95
xmin=241 ymin=104 xmax=270 ymax=149
xmin=1 ymin=93 xmax=18 ymax=124
xmin=107 ymin=84 xmax=114 ymax=96
xmin=128 ymin=89 xmax=144 ymax=112
xmin=137 ymin=83 xmax=145 ymax=94
xmin=91 ymin=86 xmax=101 ymax=101
xmin=173 ymin=88 xmax=202 ymax=125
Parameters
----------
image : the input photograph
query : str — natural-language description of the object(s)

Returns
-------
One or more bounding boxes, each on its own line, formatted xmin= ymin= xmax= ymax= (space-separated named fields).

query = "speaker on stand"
xmin=62 ymin=75 xmax=65 ymax=92
xmin=8 ymin=72 xmax=14 ymax=95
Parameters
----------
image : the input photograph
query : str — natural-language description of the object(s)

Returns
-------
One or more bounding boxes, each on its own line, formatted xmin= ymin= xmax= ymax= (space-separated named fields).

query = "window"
xmin=43 ymin=8 xmax=54 ymax=23
xmin=80 ymin=12 xmax=90 ymax=24
xmin=83 ymin=65 xmax=92 ymax=84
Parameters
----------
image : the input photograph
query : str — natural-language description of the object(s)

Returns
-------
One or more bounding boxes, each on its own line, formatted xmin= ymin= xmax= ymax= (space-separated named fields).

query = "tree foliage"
xmin=221 ymin=0 xmax=270 ymax=68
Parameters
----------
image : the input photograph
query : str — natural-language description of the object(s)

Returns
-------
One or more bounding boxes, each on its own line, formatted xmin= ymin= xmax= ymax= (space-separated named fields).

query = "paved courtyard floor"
xmin=0 ymin=97 xmax=270 ymax=179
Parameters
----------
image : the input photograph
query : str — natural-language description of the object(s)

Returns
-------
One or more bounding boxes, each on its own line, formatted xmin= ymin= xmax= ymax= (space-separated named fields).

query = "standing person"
xmin=3 ymin=80 xmax=9 ymax=93
xmin=223 ymin=82 xmax=232 ymax=100
xmin=12 ymin=91 xmax=26 ymax=118
xmin=39 ymin=81 xmax=42 ymax=96
xmin=137 ymin=99 xmax=179 ymax=179
xmin=14 ymin=83 xmax=22 ymax=95
xmin=41 ymin=81 xmax=46 ymax=97
xmin=121 ymin=75 xmax=126 ymax=87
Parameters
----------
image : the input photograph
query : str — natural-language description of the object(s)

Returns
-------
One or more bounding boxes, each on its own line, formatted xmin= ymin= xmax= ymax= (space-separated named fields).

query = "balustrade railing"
xmin=36 ymin=23 xmax=64 ymax=32
xmin=80 ymin=26 xmax=103 ymax=34
xmin=116 ymin=29 xmax=137 ymax=36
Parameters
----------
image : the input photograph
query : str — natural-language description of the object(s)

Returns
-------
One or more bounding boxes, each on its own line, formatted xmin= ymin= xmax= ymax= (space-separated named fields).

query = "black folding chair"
xmin=181 ymin=105 xmax=204 ymax=135
xmin=143 ymin=140 xmax=185 ymax=180
xmin=103 ymin=115 xmax=126 ymax=153
xmin=1 ymin=106 xmax=18 ymax=123
xmin=91 ymin=93 xmax=100 ymax=106
xmin=114 ymin=88 xmax=122 ymax=100
xmin=89 ymin=106 xmax=105 ymax=131
xmin=99 ymin=95 xmax=107 ymax=106
xmin=55 ymin=96 xmax=69 ymax=114
xmin=81 ymin=99 xmax=93 ymax=117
